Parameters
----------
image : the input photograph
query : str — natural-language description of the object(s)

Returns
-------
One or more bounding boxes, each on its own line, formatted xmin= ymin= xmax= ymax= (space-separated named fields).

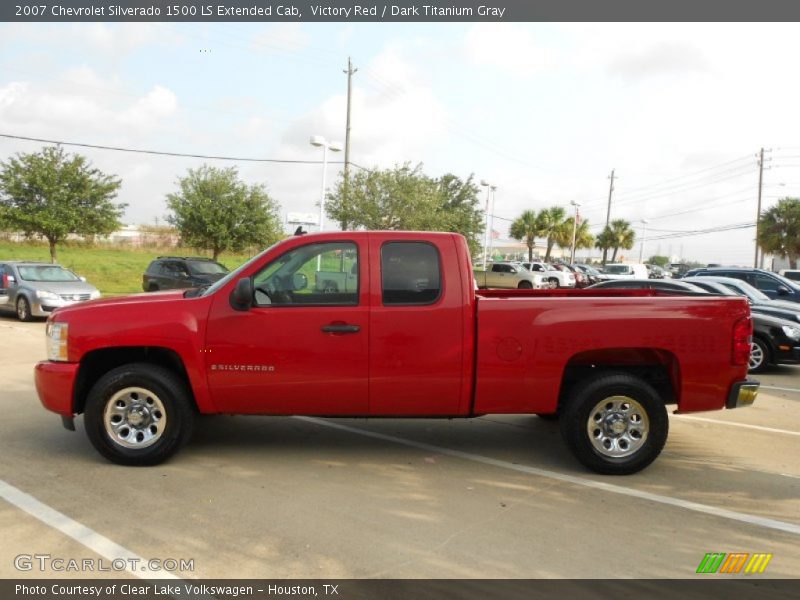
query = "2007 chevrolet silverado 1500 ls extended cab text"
xmin=35 ymin=231 xmax=759 ymax=474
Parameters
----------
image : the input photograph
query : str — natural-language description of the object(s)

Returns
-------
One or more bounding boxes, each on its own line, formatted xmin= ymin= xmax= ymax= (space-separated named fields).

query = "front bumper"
xmin=34 ymin=361 xmax=79 ymax=417
xmin=726 ymin=379 xmax=760 ymax=409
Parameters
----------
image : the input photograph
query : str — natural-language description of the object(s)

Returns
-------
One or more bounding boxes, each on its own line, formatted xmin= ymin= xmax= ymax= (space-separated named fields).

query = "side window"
xmin=754 ymin=274 xmax=779 ymax=293
xmin=0 ymin=265 xmax=7 ymax=290
xmin=492 ymin=264 xmax=511 ymax=273
xmin=253 ymin=242 xmax=358 ymax=307
xmin=381 ymin=242 xmax=441 ymax=306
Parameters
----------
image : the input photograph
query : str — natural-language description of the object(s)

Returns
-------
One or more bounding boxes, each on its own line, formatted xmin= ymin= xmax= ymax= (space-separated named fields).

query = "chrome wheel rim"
xmin=103 ymin=387 xmax=167 ymax=449
xmin=749 ymin=342 xmax=764 ymax=370
xmin=17 ymin=298 xmax=28 ymax=319
xmin=587 ymin=395 xmax=649 ymax=458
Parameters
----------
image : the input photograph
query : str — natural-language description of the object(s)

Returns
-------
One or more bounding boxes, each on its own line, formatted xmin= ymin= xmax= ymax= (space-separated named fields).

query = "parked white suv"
xmin=602 ymin=263 xmax=649 ymax=280
xmin=521 ymin=262 xmax=576 ymax=288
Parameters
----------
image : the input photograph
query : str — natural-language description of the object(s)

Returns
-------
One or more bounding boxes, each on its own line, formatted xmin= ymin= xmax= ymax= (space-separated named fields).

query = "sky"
xmin=1 ymin=21 xmax=799 ymax=264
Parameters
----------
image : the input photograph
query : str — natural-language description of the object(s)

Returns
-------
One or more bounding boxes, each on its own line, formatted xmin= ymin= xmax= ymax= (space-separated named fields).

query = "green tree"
xmin=167 ymin=165 xmax=282 ymax=261
xmin=607 ymin=219 xmax=636 ymax=262
xmin=325 ymin=163 xmax=484 ymax=254
xmin=510 ymin=210 xmax=540 ymax=261
xmin=647 ymin=255 xmax=670 ymax=267
xmin=595 ymin=226 xmax=614 ymax=264
xmin=758 ymin=197 xmax=800 ymax=269
xmin=554 ymin=217 xmax=595 ymax=258
xmin=0 ymin=146 xmax=124 ymax=262
xmin=537 ymin=206 xmax=567 ymax=262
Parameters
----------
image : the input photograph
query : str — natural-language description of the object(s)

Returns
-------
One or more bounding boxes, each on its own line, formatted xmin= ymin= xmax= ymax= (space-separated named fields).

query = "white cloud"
xmin=464 ymin=24 xmax=550 ymax=77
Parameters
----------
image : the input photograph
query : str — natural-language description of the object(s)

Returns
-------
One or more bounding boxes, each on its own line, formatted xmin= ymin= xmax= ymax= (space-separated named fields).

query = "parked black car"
xmin=589 ymin=278 xmax=800 ymax=372
xmin=588 ymin=279 xmax=707 ymax=293
xmin=142 ymin=256 xmax=229 ymax=292
xmin=683 ymin=276 xmax=800 ymax=324
xmin=682 ymin=267 xmax=800 ymax=303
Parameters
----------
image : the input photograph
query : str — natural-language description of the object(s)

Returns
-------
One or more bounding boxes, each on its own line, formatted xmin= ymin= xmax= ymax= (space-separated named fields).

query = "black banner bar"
xmin=3 ymin=579 xmax=800 ymax=600
xmin=4 ymin=0 xmax=800 ymax=22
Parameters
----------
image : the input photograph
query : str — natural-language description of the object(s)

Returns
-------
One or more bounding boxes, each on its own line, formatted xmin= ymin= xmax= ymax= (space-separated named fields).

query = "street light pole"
xmin=570 ymin=201 xmax=580 ymax=264
xmin=309 ymin=135 xmax=343 ymax=233
xmin=638 ymin=219 xmax=649 ymax=263
xmin=480 ymin=180 xmax=495 ymax=270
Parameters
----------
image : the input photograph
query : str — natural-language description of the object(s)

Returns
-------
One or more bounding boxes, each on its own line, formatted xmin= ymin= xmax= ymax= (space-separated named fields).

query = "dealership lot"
xmin=1 ymin=316 xmax=798 ymax=579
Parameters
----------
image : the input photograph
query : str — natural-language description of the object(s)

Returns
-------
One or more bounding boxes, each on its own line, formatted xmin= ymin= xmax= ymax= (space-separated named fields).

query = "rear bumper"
xmin=34 ymin=361 xmax=79 ymax=417
xmin=726 ymin=379 xmax=760 ymax=409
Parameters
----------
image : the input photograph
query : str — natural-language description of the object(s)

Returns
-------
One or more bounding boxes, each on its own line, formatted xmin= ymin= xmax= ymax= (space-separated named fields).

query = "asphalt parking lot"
xmin=1 ymin=315 xmax=798 ymax=580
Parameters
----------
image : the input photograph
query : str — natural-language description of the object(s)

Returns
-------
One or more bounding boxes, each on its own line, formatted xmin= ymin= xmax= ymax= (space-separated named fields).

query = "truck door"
xmin=368 ymin=237 xmax=465 ymax=415
xmin=205 ymin=239 xmax=369 ymax=415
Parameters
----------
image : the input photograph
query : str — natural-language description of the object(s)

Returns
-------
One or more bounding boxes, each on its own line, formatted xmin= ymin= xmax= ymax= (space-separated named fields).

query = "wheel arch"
xmin=558 ymin=347 xmax=680 ymax=411
xmin=74 ymin=347 xmax=197 ymax=415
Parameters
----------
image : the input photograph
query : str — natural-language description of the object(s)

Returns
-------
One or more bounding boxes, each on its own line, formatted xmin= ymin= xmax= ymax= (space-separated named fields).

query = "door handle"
xmin=321 ymin=324 xmax=361 ymax=334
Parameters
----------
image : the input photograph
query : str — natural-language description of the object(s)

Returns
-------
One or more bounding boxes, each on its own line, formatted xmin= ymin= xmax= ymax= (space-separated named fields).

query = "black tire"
xmin=748 ymin=337 xmax=771 ymax=373
xmin=535 ymin=413 xmax=559 ymax=421
xmin=16 ymin=296 xmax=33 ymax=322
xmin=148 ymin=284 xmax=159 ymax=292
xmin=559 ymin=372 xmax=668 ymax=475
xmin=84 ymin=363 xmax=195 ymax=466
xmin=518 ymin=280 xmax=533 ymax=290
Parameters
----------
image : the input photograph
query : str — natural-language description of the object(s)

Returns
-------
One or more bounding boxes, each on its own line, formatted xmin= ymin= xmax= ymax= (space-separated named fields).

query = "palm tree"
xmin=510 ymin=210 xmax=539 ymax=261
xmin=537 ymin=206 xmax=567 ymax=262
xmin=608 ymin=219 xmax=636 ymax=262
xmin=758 ymin=198 xmax=800 ymax=269
xmin=596 ymin=226 xmax=614 ymax=265
xmin=554 ymin=217 xmax=595 ymax=259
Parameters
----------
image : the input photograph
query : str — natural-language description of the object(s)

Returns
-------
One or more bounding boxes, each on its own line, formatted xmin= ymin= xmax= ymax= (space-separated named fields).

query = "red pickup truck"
xmin=35 ymin=231 xmax=758 ymax=474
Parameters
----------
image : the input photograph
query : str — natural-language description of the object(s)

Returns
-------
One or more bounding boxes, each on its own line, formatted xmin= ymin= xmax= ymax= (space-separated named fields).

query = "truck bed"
xmin=473 ymin=292 xmax=750 ymax=415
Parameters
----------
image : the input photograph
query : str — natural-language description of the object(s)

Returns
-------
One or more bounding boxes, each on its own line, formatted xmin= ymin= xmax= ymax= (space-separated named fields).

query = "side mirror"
xmin=230 ymin=277 xmax=253 ymax=311
xmin=510 ymin=268 xmax=517 ymax=274
xmin=79 ymin=276 xmax=87 ymax=282
xmin=777 ymin=286 xmax=789 ymax=296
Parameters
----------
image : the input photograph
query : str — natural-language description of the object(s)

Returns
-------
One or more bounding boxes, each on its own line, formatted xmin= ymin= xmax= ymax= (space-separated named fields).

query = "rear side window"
xmin=492 ymin=264 xmax=512 ymax=273
xmin=146 ymin=261 xmax=162 ymax=274
xmin=381 ymin=242 xmax=441 ymax=305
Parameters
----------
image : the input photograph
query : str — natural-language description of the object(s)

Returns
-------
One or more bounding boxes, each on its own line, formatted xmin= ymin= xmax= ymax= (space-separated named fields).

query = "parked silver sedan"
xmin=0 ymin=261 xmax=101 ymax=321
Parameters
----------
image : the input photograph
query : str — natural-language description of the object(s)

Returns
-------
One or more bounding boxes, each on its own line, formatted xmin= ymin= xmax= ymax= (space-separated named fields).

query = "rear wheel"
xmin=16 ymin=296 xmax=32 ymax=321
xmin=147 ymin=283 xmax=159 ymax=292
xmin=517 ymin=280 xmax=533 ymax=289
xmin=84 ymin=363 xmax=194 ymax=466
xmin=560 ymin=372 xmax=668 ymax=475
xmin=748 ymin=338 xmax=770 ymax=373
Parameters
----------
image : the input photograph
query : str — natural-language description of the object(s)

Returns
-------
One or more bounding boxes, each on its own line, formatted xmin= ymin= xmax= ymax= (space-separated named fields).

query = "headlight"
xmin=90 ymin=290 xmax=101 ymax=299
xmin=46 ymin=322 xmax=69 ymax=361
xmin=782 ymin=325 xmax=800 ymax=341
xmin=36 ymin=290 xmax=60 ymax=301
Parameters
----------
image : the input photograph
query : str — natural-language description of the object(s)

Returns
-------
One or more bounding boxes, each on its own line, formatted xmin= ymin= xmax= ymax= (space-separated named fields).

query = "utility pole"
xmin=602 ymin=169 xmax=615 ymax=265
xmin=342 ymin=57 xmax=357 ymax=230
xmin=754 ymin=147 xmax=765 ymax=268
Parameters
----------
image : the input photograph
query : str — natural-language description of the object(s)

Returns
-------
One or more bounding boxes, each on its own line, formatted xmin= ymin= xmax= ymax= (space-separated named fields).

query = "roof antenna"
xmin=294 ymin=226 xmax=307 ymax=236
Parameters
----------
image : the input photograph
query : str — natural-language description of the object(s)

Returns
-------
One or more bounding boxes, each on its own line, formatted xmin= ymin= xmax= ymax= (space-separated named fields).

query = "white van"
xmin=602 ymin=263 xmax=650 ymax=280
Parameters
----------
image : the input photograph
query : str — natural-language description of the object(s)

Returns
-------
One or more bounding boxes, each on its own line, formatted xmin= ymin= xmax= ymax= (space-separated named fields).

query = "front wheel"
xmin=84 ymin=363 xmax=195 ymax=466
xmin=748 ymin=338 xmax=770 ymax=373
xmin=517 ymin=280 xmax=533 ymax=289
xmin=559 ymin=372 xmax=668 ymax=475
xmin=16 ymin=296 xmax=33 ymax=321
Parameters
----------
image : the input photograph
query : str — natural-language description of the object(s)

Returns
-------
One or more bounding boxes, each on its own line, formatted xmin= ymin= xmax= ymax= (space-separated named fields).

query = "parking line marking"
xmin=0 ymin=479 xmax=178 ymax=580
xmin=761 ymin=385 xmax=800 ymax=395
xmin=673 ymin=415 xmax=800 ymax=436
xmin=297 ymin=417 xmax=800 ymax=537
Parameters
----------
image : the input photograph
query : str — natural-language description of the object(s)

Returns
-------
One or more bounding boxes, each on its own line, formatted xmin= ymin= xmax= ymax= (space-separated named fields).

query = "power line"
xmin=0 ymin=132 xmax=371 ymax=170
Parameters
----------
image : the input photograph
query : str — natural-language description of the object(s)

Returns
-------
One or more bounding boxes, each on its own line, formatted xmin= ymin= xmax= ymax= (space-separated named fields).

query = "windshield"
xmin=604 ymin=265 xmax=631 ymax=275
xmin=18 ymin=265 xmax=80 ymax=282
xmin=720 ymin=280 xmax=769 ymax=302
xmin=188 ymin=261 xmax=228 ymax=275
xmin=198 ymin=242 xmax=281 ymax=297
